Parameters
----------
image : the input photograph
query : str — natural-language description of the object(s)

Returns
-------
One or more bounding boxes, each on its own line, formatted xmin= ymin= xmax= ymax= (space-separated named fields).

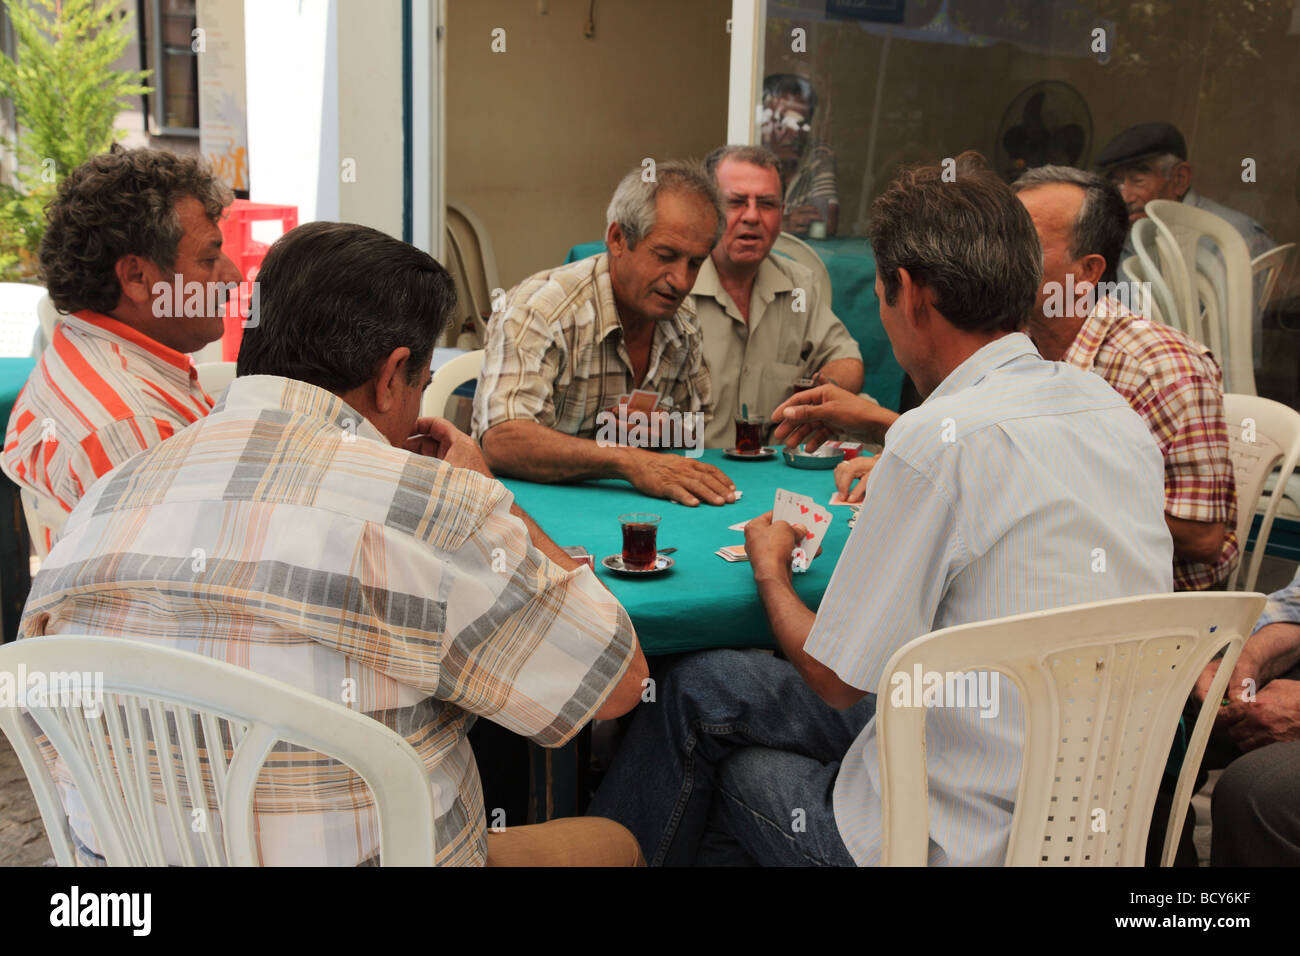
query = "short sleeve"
xmin=1147 ymin=375 xmax=1236 ymax=526
xmin=1254 ymin=566 xmax=1300 ymax=633
xmin=432 ymin=479 xmax=636 ymax=745
xmin=805 ymin=451 xmax=966 ymax=692
xmin=471 ymin=293 xmax=564 ymax=439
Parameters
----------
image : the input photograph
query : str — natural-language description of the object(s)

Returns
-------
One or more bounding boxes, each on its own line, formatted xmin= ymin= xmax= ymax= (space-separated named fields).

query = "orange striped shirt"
xmin=1 ymin=310 xmax=212 ymax=548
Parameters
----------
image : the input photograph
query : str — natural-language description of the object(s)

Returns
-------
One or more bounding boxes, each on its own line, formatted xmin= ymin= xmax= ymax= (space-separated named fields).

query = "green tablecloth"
xmin=563 ymin=238 xmax=904 ymax=411
xmin=500 ymin=448 xmax=857 ymax=655
xmin=0 ymin=357 xmax=35 ymax=432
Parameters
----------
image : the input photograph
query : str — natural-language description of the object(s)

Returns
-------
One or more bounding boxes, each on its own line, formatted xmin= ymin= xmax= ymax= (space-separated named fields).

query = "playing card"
xmin=727 ymin=518 xmax=758 ymax=531
xmin=800 ymin=503 xmax=833 ymax=560
xmin=829 ymin=491 xmax=858 ymax=506
xmin=772 ymin=488 xmax=808 ymax=525
xmin=715 ymin=544 xmax=748 ymax=562
xmin=629 ymin=389 xmax=659 ymax=414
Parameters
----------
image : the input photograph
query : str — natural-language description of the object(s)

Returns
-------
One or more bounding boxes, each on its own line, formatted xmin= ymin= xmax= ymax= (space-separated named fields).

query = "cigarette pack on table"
xmin=562 ymin=546 xmax=596 ymax=570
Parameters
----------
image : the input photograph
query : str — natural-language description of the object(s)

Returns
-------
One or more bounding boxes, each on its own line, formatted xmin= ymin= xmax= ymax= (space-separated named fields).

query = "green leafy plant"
xmin=0 ymin=0 xmax=151 ymax=279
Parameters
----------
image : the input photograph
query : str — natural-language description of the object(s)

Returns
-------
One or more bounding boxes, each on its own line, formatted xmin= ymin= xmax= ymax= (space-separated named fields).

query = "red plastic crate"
xmin=219 ymin=200 xmax=299 ymax=360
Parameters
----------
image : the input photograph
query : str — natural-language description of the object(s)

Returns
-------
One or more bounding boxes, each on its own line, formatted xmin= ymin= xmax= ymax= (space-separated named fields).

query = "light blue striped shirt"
xmin=806 ymin=332 xmax=1174 ymax=866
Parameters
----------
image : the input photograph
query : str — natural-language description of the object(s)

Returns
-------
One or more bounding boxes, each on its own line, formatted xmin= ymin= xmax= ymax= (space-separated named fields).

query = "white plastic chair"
xmin=0 ymin=283 xmax=48 ymax=357
xmin=1120 ymin=253 xmax=1170 ymax=327
xmin=34 ymin=293 xmax=62 ymax=356
xmin=1252 ymin=242 xmax=1294 ymax=319
xmin=195 ymin=360 xmax=237 ymax=399
xmin=773 ymin=232 xmax=833 ymax=307
xmin=0 ymin=635 xmax=437 ymax=866
xmin=422 ymin=349 xmax=483 ymax=419
xmin=1129 ymin=219 xmax=1188 ymax=337
xmin=1145 ymin=200 xmax=1256 ymax=395
xmin=1222 ymin=393 xmax=1300 ymax=592
xmin=444 ymin=200 xmax=501 ymax=350
xmin=876 ymin=591 xmax=1266 ymax=866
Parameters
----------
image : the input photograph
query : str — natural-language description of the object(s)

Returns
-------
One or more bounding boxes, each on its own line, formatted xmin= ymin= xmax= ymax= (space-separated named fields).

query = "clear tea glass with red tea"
xmin=734 ymin=416 xmax=766 ymax=453
xmin=619 ymin=513 xmax=660 ymax=570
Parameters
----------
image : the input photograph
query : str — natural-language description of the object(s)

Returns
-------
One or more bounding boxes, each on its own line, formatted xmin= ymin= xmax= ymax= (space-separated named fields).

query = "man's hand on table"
xmin=770 ymin=384 xmax=896 ymax=451
xmin=404 ymin=417 xmax=493 ymax=478
xmin=623 ymin=448 xmax=738 ymax=507
xmin=833 ymin=455 xmax=878 ymax=503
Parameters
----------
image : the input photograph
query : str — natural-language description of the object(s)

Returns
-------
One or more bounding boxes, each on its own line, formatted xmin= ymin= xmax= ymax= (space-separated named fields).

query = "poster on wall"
xmin=196 ymin=0 xmax=249 ymax=196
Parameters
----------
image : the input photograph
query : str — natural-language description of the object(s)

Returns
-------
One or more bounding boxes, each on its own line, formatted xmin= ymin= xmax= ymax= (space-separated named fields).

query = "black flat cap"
xmin=1095 ymin=122 xmax=1187 ymax=170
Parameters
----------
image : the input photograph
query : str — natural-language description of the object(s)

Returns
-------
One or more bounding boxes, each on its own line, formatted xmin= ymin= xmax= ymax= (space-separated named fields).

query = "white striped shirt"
xmin=805 ymin=332 xmax=1173 ymax=866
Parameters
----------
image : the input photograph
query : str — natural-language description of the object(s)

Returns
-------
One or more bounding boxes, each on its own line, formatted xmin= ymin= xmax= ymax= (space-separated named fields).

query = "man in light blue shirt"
xmin=588 ymin=152 xmax=1174 ymax=866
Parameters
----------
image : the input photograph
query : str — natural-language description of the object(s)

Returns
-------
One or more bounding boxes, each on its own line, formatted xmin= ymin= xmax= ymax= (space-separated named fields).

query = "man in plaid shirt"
xmin=1015 ymin=166 xmax=1238 ymax=590
xmin=21 ymin=221 xmax=649 ymax=866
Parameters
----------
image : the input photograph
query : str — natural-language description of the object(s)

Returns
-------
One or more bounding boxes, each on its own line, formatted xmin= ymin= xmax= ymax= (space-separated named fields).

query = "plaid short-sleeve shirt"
xmin=20 ymin=375 xmax=636 ymax=866
xmin=471 ymin=253 xmax=712 ymax=440
xmin=1061 ymin=296 xmax=1238 ymax=590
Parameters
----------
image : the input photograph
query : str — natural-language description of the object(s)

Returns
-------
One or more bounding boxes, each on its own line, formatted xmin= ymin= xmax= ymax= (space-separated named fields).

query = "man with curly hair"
xmin=2 ymin=146 xmax=240 ymax=549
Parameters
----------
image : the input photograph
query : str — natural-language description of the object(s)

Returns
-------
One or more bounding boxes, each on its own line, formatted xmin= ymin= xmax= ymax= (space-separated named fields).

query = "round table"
xmin=500 ymin=447 xmax=858 ymax=655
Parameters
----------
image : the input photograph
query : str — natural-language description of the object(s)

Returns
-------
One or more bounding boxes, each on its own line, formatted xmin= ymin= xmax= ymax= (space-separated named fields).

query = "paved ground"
xmin=0 ymin=729 xmax=54 ymax=866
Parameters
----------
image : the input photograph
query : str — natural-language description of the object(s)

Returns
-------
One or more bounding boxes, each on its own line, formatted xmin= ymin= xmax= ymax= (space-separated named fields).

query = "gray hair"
xmin=869 ymin=150 xmax=1042 ymax=334
xmin=1012 ymin=165 xmax=1129 ymax=283
xmin=605 ymin=159 xmax=724 ymax=249
xmin=704 ymin=144 xmax=784 ymax=193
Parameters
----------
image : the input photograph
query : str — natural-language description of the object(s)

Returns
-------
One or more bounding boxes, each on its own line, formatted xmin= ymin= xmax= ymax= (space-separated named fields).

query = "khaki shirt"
xmin=472 ymin=253 xmax=712 ymax=440
xmin=693 ymin=254 xmax=860 ymax=447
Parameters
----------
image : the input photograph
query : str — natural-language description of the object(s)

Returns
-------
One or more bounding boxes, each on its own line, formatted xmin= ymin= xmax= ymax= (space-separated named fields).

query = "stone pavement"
xmin=0 ymin=728 xmax=54 ymax=866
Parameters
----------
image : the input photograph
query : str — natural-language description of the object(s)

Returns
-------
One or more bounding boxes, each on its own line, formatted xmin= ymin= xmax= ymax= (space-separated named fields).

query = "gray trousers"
xmin=1211 ymin=741 xmax=1300 ymax=866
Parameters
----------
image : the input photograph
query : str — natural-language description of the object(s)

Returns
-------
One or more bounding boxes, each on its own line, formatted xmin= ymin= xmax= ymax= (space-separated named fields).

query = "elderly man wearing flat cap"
xmin=1096 ymin=121 xmax=1276 ymax=264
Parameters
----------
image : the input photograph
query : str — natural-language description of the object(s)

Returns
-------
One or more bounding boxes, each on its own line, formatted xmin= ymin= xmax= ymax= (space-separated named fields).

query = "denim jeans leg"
xmin=587 ymin=647 xmax=875 ymax=866
xmin=704 ymin=745 xmax=857 ymax=866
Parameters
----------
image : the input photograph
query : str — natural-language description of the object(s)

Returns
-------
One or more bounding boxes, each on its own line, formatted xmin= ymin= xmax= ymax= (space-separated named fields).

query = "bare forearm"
xmin=1244 ymin=622 xmax=1300 ymax=685
xmin=1166 ymin=514 xmax=1226 ymax=565
xmin=818 ymin=358 xmax=864 ymax=395
xmin=754 ymin=571 xmax=862 ymax=709
xmin=482 ymin=420 xmax=634 ymax=484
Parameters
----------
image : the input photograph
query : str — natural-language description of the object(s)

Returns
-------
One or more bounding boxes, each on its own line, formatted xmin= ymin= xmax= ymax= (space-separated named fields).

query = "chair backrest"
xmin=421 ymin=349 xmax=484 ymax=419
xmin=444 ymin=201 xmax=501 ymax=349
xmin=1120 ymin=253 xmax=1169 ymax=327
xmin=0 ymin=283 xmax=48 ymax=358
xmin=1128 ymin=221 xmax=1182 ymax=333
xmin=1252 ymin=242 xmax=1294 ymax=315
xmin=35 ymin=293 xmax=62 ymax=356
xmin=20 ymin=486 xmax=59 ymax=560
xmin=194 ymin=361 xmax=237 ymax=400
xmin=772 ymin=232 xmax=833 ymax=306
xmin=1222 ymin=393 xmax=1300 ymax=591
xmin=1146 ymin=200 xmax=1256 ymax=395
xmin=0 ymin=635 xmax=436 ymax=866
xmin=875 ymin=592 xmax=1266 ymax=866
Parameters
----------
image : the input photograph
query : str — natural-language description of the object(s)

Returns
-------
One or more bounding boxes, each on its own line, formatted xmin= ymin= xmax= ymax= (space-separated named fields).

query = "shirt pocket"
xmin=757 ymin=360 xmax=807 ymax=421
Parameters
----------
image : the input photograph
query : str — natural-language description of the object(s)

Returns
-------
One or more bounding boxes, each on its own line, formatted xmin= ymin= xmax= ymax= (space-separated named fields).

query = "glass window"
xmin=140 ymin=0 xmax=199 ymax=135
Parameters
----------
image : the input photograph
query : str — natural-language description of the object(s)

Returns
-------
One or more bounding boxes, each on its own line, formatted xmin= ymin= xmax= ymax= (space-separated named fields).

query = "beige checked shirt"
xmin=472 ymin=252 xmax=713 ymax=440
xmin=20 ymin=375 xmax=636 ymax=866
xmin=693 ymin=254 xmax=861 ymax=447
xmin=1061 ymin=296 xmax=1238 ymax=590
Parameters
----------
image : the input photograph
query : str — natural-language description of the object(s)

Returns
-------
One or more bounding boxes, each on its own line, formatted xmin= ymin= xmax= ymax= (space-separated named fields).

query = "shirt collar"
xmin=1061 ymin=295 xmax=1132 ymax=371
xmin=217 ymin=374 xmax=390 ymax=445
xmin=926 ymin=331 xmax=1042 ymax=403
xmin=66 ymin=310 xmax=197 ymax=379
xmin=692 ymin=254 xmax=795 ymax=322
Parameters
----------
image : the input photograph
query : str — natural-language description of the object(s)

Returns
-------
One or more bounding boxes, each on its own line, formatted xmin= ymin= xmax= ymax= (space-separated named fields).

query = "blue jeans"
xmin=588 ymin=649 xmax=874 ymax=866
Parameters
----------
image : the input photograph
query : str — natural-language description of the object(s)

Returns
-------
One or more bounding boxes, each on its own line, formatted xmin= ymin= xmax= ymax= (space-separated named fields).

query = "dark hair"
xmin=869 ymin=151 xmax=1042 ymax=334
xmin=762 ymin=74 xmax=818 ymax=121
xmin=235 ymin=221 xmax=456 ymax=393
xmin=39 ymin=145 xmax=233 ymax=314
xmin=704 ymin=144 xmax=785 ymax=193
xmin=1011 ymin=165 xmax=1129 ymax=283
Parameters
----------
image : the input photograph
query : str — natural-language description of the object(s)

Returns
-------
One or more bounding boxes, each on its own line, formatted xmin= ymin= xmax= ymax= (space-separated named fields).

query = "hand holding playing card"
xmin=743 ymin=511 xmax=806 ymax=581
xmin=833 ymin=455 xmax=878 ymax=503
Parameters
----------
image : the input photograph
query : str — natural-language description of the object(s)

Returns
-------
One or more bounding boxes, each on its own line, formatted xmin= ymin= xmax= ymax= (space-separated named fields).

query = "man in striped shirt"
xmin=1013 ymin=166 xmax=1238 ymax=590
xmin=2 ymin=147 xmax=240 ymax=549
xmin=20 ymin=221 xmax=648 ymax=866
xmin=589 ymin=152 xmax=1173 ymax=866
